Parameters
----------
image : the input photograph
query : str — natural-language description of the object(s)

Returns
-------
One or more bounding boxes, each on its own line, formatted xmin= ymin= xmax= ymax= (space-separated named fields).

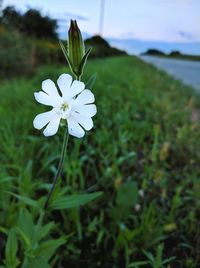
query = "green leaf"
xmin=0 ymin=177 xmax=14 ymax=185
xmin=78 ymin=47 xmax=92 ymax=76
xmin=59 ymin=40 xmax=75 ymax=75
xmin=0 ymin=226 xmax=7 ymax=234
xmin=16 ymin=227 xmax=31 ymax=249
xmin=116 ymin=151 xmax=136 ymax=165
xmin=22 ymin=257 xmax=51 ymax=268
xmin=85 ymin=73 xmax=97 ymax=90
xmin=5 ymin=228 xmax=19 ymax=268
xmin=33 ymin=222 xmax=55 ymax=243
xmin=33 ymin=238 xmax=66 ymax=260
xmin=18 ymin=209 xmax=34 ymax=244
xmin=7 ymin=192 xmax=40 ymax=209
xmin=50 ymin=191 xmax=103 ymax=210
xmin=116 ymin=181 xmax=138 ymax=208
xmin=155 ymin=244 xmax=163 ymax=268
xmin=143 ymin=250 xmax=154 ymax=263
xmin=162 ymin=256 xmax=176 ymax=265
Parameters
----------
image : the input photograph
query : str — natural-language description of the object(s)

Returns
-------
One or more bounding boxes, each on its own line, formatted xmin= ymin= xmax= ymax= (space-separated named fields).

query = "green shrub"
xmin=85 ymin=35 xmax=127 ymax=58
xmin=0 ymin=28 xmax=64 ymax=76
xmin=0 ymin=28 xmax=33 ymax=76
xmin=33 ymin=39 xmax=64 ymax=65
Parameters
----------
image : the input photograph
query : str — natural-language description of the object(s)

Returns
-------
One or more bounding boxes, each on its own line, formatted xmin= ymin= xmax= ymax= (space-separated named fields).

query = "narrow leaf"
xmin=59 ymin=40 xmax=75 ymax=74
xmin=0 ymin=177 xmax=14 ymax=185
xmin=18 ymin=208 xmax=35 ymax=243
xmin=22 ymin=257 xmax=51 ymax=268
xmin=15 ymin=227 xmax=31 ymax=249
xmin=116 ymin=182 xmax=138 ymax=208
xmin=5 ymin=228 xmax=19 ymax=267
xmin=33 ymin=238 xmax=66 ymax=260
xmin=50 ymin=191 xmax=103 ymax=210
xmin=85 ymin=73 xmax=97 ymax=89
xmin=7 ymin=192 xmax=40 ymax=209
xmin=78 ymin=47 xmax=92 ymax=76
xmin=34 ymin=222 xmax=55 ymax=243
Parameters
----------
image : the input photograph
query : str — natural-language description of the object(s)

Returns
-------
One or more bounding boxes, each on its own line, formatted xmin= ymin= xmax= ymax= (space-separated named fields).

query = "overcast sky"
xmin=3 ymin=0 xmax=200 ymax=43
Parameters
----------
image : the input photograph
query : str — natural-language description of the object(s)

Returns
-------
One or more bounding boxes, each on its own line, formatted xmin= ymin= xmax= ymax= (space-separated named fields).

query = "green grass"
xmin=1 ymin=56 xmax=200 ymax=267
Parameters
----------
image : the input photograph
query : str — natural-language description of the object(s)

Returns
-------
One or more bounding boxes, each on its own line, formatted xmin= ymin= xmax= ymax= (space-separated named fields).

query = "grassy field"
xmin=0 ymin=56 xmax=200 ymax=268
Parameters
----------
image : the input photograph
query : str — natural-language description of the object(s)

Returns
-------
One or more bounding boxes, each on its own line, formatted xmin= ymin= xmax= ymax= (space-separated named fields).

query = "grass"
xmin=0 ymin=55 xmax=200 ymax=267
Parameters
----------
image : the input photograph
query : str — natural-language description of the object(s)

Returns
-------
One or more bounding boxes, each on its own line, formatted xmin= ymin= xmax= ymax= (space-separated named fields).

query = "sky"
xmin=2 ymin=0 xmax=200 ymax=54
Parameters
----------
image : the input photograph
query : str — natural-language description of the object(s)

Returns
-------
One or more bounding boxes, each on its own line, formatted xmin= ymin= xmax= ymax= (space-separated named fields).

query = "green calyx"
xmin=60 ymin=20 xmax=92 ymax=79
xmin=66 ymin=20 xmax=91 ymax=79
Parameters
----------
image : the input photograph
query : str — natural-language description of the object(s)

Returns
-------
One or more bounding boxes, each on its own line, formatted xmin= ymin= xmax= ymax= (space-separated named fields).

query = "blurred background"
xmin=1 ymin=1 xmax=200 ymax=267
xmin=1 ymin=0 xmax=200 ymax=76
xmin=2 ymin=0 xmax=200 ymax=53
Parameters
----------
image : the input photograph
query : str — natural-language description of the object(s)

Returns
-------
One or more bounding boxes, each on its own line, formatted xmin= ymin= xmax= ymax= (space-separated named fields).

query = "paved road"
xmin=141 ymin=55 xmax=200 ymax=91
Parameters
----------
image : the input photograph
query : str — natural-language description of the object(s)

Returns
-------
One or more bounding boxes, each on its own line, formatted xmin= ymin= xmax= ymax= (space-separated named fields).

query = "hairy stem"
xmin=44 ymin=128 xmax=69 ymax=210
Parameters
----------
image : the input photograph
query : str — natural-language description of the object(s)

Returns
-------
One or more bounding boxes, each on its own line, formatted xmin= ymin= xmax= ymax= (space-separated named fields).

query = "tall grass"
xmin=0 ymin=56 xmax=200 ymax=267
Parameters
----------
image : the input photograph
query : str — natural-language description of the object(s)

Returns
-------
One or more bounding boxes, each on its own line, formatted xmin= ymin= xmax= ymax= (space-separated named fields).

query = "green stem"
xmin=76 ymin=75 xmax=81 ymax=81
xmin=44 ymin=128 xmax=69 ymax=210
xmin=44 ymin=74 xmax=80 ymax=211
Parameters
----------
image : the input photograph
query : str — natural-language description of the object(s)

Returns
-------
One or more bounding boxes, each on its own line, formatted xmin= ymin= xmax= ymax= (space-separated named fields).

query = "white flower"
xmin=33 ymin=73 xmax=97 ymax=138
xmin=138 ymin=189 xmax=144 ymax=198
xmin=134 ymin=204 xmax=141 ymax=212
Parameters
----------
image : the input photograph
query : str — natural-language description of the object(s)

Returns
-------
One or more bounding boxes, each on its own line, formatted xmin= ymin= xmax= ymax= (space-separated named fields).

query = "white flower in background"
xmin=33 ymin=74 xmax=97 ymax=138
xmin=138 ymin=189 xmax=144 ymax=198
xmin=134 ymin=204 xmax=141 ymax=212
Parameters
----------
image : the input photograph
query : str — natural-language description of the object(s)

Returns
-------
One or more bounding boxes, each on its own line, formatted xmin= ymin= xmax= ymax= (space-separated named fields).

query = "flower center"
xmin=59 ymin=101 xmax=71 ymax=119
xmin=61 ymin=102 xmax=69 ymax=112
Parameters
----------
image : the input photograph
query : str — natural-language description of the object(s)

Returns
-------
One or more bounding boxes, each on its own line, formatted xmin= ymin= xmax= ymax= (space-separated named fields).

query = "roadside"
xmin=141 ymin=55 xmax=200 ymax=91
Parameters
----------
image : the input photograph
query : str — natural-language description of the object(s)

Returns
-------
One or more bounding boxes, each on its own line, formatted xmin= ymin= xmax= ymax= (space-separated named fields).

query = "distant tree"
xmin=21 ymin=9 xmax=58 ymax=39
xmin=0 ymin=6 xmax=22 ymax=29
xmin=169 ymin=50 xmax=181 ymax=56
xmin=142 ymin=49 xmax=165 ymax=56
xmin=0 ymin=0 xmax=3 ymax=17
xmin=0 ymin=6 xmax=58 ymax=39
xmin=85 ymin=35 xmax=126 ymax=58
xmin=86 ymin=35 xmax=110 ymax=48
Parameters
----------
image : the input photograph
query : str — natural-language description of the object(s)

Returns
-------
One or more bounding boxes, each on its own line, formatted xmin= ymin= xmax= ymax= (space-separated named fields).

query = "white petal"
xmin=34 ymin=91 xmax=54 ymax=106
xmin=34 ymin=92 xmax=58 ymax=106
xmin=70 ymin=80 xmax=85 ymax=97
xmin=33 ymin=109 xmax=56 ymax=130
xmin=67 ymin=118 xmax=85 ymax=138
xmin=74 ymin=104 xmax=97 ymax=117
xmin=71 ymin=111 xmax=94 ymax=131
xmin=57 ymin=73 xmax=72 ymax=98
xmin=43 ymin=115 xmax=61 ymax=137
xmin=42 ymin=79 xmax=60 ymax=98
xmin=74 ymin=89 xmax=95 ymax=105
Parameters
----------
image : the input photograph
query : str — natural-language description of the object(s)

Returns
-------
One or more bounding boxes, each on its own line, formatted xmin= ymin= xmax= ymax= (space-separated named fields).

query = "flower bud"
xmin=68 ymin=20 xmax=85 ymax=76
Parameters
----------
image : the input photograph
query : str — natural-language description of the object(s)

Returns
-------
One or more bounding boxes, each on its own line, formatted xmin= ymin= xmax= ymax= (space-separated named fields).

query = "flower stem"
xmin=76 ymin=75 xmax=81 ymax=81
xmin=44 ymin=128 xmax=69 ymax=210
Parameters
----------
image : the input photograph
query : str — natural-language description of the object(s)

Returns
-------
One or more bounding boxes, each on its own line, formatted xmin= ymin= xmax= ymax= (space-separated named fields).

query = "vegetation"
xmin=85 ymin=35 xmax=127 ymax=58
xmin=0 ymin=56 xmax=200 ymax=267
xmin=142 ymin=48 xmax=200 ymax=61
xmin=1 ymin=6 xmax=58 ymax=39
xmin=0 ymin=27 xmax=64 ymax=76
xmin=0 ymin=5 xmax=60 ymax=76
xmin=0 ymin=10 xmax=126 ymax=77
xmin=142 ymin=49 xmax=165 ymax=56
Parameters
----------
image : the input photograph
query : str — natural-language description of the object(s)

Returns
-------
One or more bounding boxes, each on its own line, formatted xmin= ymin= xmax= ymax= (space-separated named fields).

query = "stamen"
xmin=61 ymin=103 xmax=69 ymax=111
